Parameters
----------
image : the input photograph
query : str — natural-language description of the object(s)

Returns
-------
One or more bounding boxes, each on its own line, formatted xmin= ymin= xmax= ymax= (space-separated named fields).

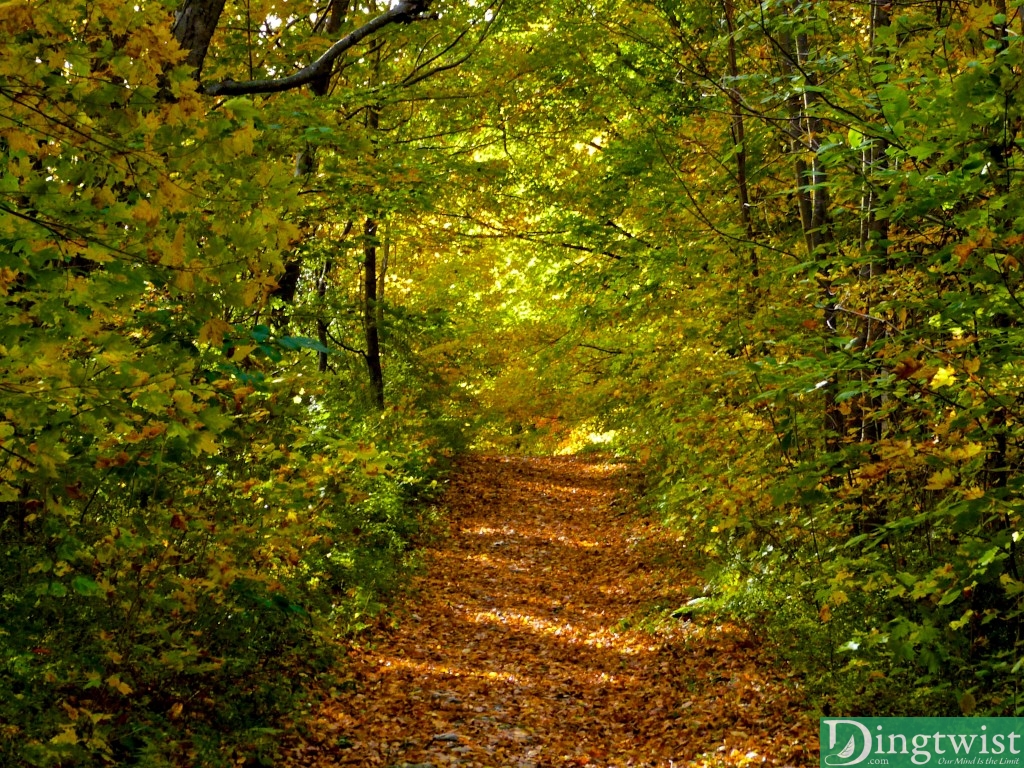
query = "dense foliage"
xmin=465 ymin=0 xmax=1024 ymax=718
xmin=3 ymin=0 xmax=1024 ymax=763
xmin=0 ymin=1 xmax=466 ymax=764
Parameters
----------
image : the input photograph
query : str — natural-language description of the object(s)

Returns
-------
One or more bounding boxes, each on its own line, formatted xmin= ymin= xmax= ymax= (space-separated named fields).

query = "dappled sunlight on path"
xmin=288 ymin=455 xmax=815 ymax=767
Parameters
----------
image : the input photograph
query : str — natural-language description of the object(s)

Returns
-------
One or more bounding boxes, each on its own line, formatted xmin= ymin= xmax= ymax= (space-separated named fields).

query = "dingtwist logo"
xmin=823 ymin=720 xmax=873 ymax=766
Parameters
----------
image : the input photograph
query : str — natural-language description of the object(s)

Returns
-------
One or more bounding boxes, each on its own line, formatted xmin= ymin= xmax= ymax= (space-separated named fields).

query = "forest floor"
xmin=285 ymin=455 xmax=817 ymax=767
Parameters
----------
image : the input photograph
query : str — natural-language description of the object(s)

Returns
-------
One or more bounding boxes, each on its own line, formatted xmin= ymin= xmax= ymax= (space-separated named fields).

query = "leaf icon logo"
xmin=837 ymin=736 xmax=857 ymax=759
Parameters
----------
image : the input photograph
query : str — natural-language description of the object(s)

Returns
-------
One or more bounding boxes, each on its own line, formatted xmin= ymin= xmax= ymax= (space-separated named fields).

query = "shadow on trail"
xmin=287 ymin=455 xmax=815 ymax=768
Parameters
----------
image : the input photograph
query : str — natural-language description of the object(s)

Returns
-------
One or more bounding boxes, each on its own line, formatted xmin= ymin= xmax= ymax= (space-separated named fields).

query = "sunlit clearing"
xmin=555 ymin=424 xmax=620 ymax=455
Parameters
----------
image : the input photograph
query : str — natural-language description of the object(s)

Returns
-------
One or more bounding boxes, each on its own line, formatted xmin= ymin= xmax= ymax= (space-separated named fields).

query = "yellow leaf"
xmin=925 ymin=468 xmax=956 ymax=490
xmin=158 ymin=176 xmax=188 ymax=212
xmin=275 ymin=220 xmax=302 ymax=249
xmin=172 ymin=389 xmax=194 ymax=412
xmin=198 ymin=318 xmax=232 ymax=346
xmin=105 ymin=674 xmax=132 ymax=695
xmin=225 ymin=122 xmax=259 ymax=156
xmin=195 ymin=432 xmax=218 ymax=454
xmin=174 ymin=266 xmax=195 ymax=291
xmin=83 ymin=244 xmax=114 ymax=263
xmin=242 ymin=276 xmax=278 ymax=307
xmin=946 ymin=442 xmax=983 ymax=461
xmin=0 ymin=266 xmax=20 ymax=295
xmin=3 ymin=129 xmax=38 ymax=154
xmin=965 ymin=358 xmax=981 ymax=374
xmin=50 ymin=726 xmax=79 ymax=745
xmin=229 ymin=345 xmax=256 ymax=362
xmin=1001 ymin=573 xmax=1024 ymax=595
xmin=130 ymin=199 xmax=160 ymax=227
xmin=164 ymin=224 xmax=186 ymax=268
xmin=930 ymin=366 xmax=957 ymax=388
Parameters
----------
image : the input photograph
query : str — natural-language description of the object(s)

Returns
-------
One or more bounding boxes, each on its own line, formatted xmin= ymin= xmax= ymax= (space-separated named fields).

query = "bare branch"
xmin=401 ymin=0 xmax=502 ymax=87
xmin=202 ymin=0 xmax=434 ymax=97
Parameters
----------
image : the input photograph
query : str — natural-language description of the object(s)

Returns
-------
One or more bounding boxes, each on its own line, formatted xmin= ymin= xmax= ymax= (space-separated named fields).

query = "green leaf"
xmin=72 ymin=576 xmax=103 ymax=598
xmin=278 ymin=336 xmax=331 ymax=354
xmin=879 ymin=83 xmax=910 ymax=122
xmin=222 ymin=96 xmax=260 ymax=121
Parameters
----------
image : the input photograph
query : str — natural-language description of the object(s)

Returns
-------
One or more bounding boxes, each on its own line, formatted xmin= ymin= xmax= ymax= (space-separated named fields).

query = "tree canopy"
xmin=3 ymin=0 xmax=1024 ymax=762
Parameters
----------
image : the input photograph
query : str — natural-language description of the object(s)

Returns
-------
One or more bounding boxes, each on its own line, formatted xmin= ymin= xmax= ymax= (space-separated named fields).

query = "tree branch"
xmin=202 ymin=0 xmax=434 ymax=97
xmin=400 ymin=0 xmax=502 ymax=88
xmin=325 ymin=329 xmax=369 ymax=360
xmin=578 ymin=343 xmax=624 ymax=355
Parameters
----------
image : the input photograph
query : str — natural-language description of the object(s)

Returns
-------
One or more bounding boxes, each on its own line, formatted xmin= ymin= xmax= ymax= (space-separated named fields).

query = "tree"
xmin=0 ymin=1 xmax=467 ymax=763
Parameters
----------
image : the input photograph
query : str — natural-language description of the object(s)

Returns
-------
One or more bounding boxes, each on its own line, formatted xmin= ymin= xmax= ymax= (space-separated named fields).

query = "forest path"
xmin=291 ymin=455 xmax=815 ymax=767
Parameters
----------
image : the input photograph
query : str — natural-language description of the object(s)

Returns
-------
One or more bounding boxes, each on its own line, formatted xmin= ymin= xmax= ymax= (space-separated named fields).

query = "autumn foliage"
xmin=4 ymin=0 xmax=1024 ymax=764
xmin=285 ymin=456 xmax=814 ymax=767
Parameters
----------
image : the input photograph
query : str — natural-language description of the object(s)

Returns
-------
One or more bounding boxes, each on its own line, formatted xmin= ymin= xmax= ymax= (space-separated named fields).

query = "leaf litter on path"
xmin=285 ymin=455 xmax=816 ymax=767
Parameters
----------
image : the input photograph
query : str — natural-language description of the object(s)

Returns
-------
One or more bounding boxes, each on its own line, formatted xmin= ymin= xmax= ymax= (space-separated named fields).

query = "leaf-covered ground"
xmin=286 ymin=455 xmax=816 ymax=767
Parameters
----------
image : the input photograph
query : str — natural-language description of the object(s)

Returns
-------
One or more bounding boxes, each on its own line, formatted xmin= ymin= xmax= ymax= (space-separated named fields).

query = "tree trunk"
xmin=778 ymin=10 xmax=841 ymax=451
xmin=172 ymin=0 xmax=227 ymax=79
xmin=312 ymin=0 xmax=352 ymax=96
xmin=377 ymin=219 xmax=391 ymax=359
xmin=856 ymin=0 xmax=893 ymax=444
xmin=317 ymin=220 xmax=353 ymax=372
xmin=723 ymin=0 xmax=759 ymax=291
xmin=361 ymin=24 xmax=386 ymax=410
xmin=363 ymin=215 xmax=385 ymax=409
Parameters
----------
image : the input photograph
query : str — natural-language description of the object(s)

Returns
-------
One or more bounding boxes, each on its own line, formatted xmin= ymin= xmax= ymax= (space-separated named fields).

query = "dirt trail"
xmin=293 ymin=455 xmax=815 ymax=767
